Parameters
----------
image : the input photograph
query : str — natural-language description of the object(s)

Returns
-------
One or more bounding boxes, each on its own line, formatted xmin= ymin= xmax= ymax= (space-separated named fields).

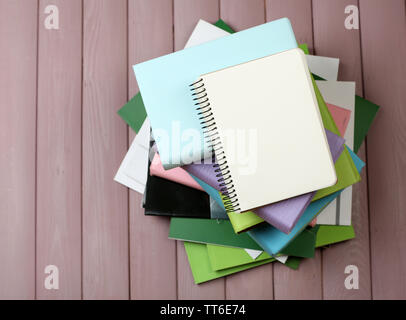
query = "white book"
xmin=306 ymin=55 xmax=339 ymax=81
xmin=114 ymin=119 xmax=150 ymax=194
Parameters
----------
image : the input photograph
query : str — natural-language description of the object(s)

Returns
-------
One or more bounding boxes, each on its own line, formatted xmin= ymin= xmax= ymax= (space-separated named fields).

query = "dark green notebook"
xmin=169 ymin=218 xmax=316 ymax=258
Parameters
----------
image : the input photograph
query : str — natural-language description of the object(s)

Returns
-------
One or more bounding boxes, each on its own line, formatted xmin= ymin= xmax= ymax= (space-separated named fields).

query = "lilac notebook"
xmin=183 ymin=129 xmax=345 ymax=234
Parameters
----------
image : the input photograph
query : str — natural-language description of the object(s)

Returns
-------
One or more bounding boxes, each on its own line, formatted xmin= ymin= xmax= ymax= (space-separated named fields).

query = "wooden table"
xmin=0 ymin=0 xmax=405 ymax=300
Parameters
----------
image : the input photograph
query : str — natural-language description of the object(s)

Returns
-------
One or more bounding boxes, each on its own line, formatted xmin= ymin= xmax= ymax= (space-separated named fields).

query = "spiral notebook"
xmin=189 ymin=48 xmax=336 ymax=213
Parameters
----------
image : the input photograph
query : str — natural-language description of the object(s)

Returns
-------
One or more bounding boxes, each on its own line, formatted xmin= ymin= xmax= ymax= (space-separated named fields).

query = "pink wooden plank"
xmin=174 ymin=0 xmax=219 ymax=51
xmin=274 ymin=251 xmax=322 ymax=299
xmin=226 ymin=265 xmax=273 ymax=300
xmin=128 ymin=0 xmax=177 ymax=300
xmin=82 ymin=0 xmax=129 ymax=299
xmin=174 ymin=0 xmax=225 ymax=300
xmin=0 ymin=0 xmax=37 ymax=300
xmin=313 ymin=0 xmax=363 ymax=89
xmin=177 ymin=242 xmax=225 ymax=300
xmin=313 ymin=0 xmax=372 ymax=300
xmin=265 ymin=0 xmax=314 ymax=53
xmin=219 ymin=0 xmax=273 ymax=300
xmin=220 ymin=0 xmax=265 ymax=30
xmin=265 ymin=0 xmax=322 ymax=300
xmin=359 ymin=0 xmax=406 ymax=299
xmin=36 ymin=0 xmax=82 ymax=300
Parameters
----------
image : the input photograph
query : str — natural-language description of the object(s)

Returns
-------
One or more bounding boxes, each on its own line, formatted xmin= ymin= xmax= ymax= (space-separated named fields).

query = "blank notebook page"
xmin=199 ymin=48 xmax=337 ymax=212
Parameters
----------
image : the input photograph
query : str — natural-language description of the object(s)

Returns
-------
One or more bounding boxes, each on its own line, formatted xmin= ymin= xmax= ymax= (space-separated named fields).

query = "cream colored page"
xmin=201 ymin=48 xmax=336 ymax=211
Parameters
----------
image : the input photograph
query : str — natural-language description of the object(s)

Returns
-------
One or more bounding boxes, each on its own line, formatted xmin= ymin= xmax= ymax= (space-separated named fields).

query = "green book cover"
xmin=207 ymin=227 xmax=316 ymax=271
xmin=284 ymin=256 xmax=302 ymax=270
xmin=169 ymin=217 xmax=262 ymax=250
xmin=316 ymin=225 xmax=355 ymax=247
xmin=298 ymin=43 xmax=310 ymax=55
xmin=263 ymin=225 xmax=356 ymax=270
xmin=283 ymin=227 xmax=318 ymax=257
xmin=169 ymin=217 xmax=316 ymax=257
xmin=203 ymin=225 xmax=354 ymax=278
xmin=226 ymin=202 xmax=264 ymax=234
xmin=184 ymin=241 xmax=274 ymax=284
xmin=184 ymin=224 xmax=355 ymax=283
xmin=213 ymin=19 xmax=235 ymax=34
xmin=206 ymin=244 xmax=273 ymax=271
xmin=354 ymin=95 xmax=380 ymax=153
xmin=117 ymin=93 xmax=147 ymax=134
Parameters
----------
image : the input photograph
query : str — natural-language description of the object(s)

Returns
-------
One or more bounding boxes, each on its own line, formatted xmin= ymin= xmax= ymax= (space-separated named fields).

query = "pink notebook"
xmin=150 ymin=154 xmax=204 ymax=191
xmin=327 ymin=103 xmax=351 ymax=137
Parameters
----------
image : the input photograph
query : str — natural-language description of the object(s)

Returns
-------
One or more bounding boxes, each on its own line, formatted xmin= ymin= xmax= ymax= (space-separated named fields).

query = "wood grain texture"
xmin=266 ymin=0 xmax=314 ymax=53
xmin=174 ymin=0 xmax=225 ymax=299
xmin=313 ymin=0 xmax=371 ymax=299
xmin=1 ymin=0 xmax=405 ymax=300
xmin=36 ymin=0 xmax=82 ymax=300
xmin=265 ymin=0 xmax=323 ymax=300
xmin=274 ymin=250 xmax=322 ymax=300
xmin=226 ymin=264 xmax=273 ymax=300
xmin=128 ymin=0 xmax=177 ymax=300
xmin=359 ymin=0 xmax=406 ymax=299
xmin=82 ymin=0 xmax=129 ymax=299
xmin=313 ymin=0 xmax=363 ymax=89
xmin=220 ymin=0 xmax=265 ymax=31
xmin=220 ymin=0 xmax=274 ymax=300
xmin=174 ymin=0 xmax=219 ymax=50
xmin=0 ymin=0 xmax=37 ymax=300
xmin=177 ymin=242 xmax=225 ymax=300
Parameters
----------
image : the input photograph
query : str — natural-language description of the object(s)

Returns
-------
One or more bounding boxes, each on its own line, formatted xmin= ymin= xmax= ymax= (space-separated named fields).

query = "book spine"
xmin=190 ymin=79 xmax=241 ymax=213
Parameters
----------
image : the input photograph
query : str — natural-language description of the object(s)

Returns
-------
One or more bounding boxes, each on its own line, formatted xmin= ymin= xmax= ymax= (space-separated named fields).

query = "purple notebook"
xmin=183 ymin=129 xmax=345 ymax=234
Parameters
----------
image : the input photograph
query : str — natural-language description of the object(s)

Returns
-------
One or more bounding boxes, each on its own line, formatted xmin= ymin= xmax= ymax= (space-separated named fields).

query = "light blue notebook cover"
xmin=133 ymin=18 xmax=297 ymax=169
xmin=248 ymin=147 xmax=365 ymax=256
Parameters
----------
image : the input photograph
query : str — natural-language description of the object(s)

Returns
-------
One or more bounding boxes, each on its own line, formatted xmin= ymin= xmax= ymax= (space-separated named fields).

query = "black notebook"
xmin=143 ymin=175 xmax=211 ymax=219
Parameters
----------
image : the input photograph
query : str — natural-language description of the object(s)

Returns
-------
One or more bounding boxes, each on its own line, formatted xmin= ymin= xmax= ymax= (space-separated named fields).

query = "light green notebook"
xmin=207 ymin=244 xmax=273 ymax=271
xmin=205 ymin=225 xmax=354 ymax=273
xmin=169 ymin=217 xmax=262 ymax=250
xmin=316 ymin=225 xmax=355 ymax=247
xmin=206 ymin=244 xmax=303 ymax=271
xmin=184 ymin=241 xmax=274 ymax=284
xmin=170 ymin=217 xmax=316 ymax=257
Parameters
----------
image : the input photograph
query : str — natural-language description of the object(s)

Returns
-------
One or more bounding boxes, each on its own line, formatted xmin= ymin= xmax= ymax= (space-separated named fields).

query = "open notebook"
xmin=190 ymin=48 xmax=336 ymax=213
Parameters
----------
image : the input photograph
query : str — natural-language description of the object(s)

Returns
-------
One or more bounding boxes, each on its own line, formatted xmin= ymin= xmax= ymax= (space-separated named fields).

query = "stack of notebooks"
xmin=115 ymin=18 xmax=380 ymax=284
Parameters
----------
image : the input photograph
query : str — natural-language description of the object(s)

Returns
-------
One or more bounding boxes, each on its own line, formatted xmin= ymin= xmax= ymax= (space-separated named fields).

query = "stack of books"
xmin=115 ymin=18 xmax=379 ymax=284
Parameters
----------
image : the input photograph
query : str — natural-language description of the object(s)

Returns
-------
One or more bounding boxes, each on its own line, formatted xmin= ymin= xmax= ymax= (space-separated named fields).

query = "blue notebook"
xmin=248 ymin=147 xmax=365 ymax=256
xmin=133 ymin=18 xmax=297 ymax=169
